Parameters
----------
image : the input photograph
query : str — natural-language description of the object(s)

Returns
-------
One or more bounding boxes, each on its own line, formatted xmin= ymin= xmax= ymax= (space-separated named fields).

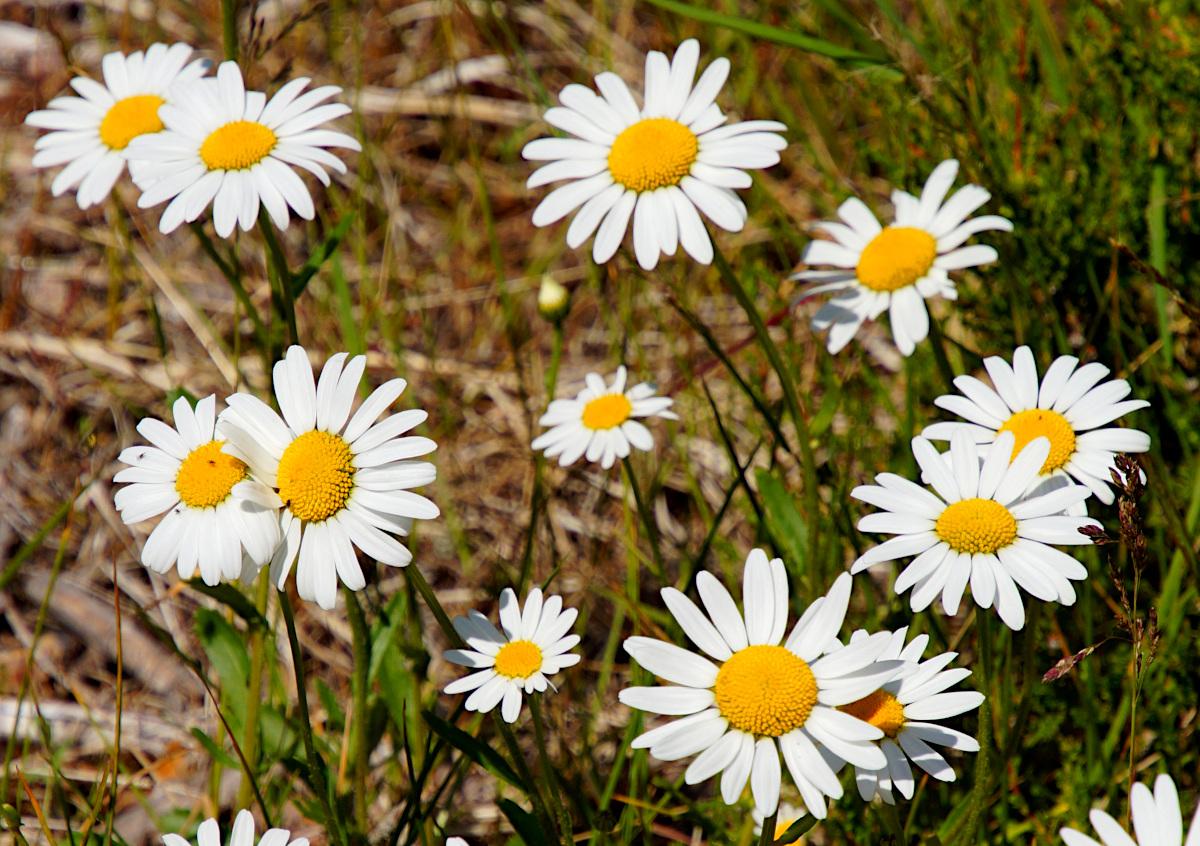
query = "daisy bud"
xmin=537 ymin=274 xmax=571 ymax=324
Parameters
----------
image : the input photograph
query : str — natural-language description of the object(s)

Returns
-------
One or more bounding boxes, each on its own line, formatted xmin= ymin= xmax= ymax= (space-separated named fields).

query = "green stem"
xmin=259 ymin=209 xmax=299 ymax=346
xmin=880 ymin=801 xmax=906 ymax=842
xmin=403 ymin=565 xmax=464 ymax=648
xmin=621 ymin=455 xmax=665 ymax=581
xmin=711 ymin=247 xmax=820 ymax=578
xmin=495 ymin=718 xmax=560 ymax=845
xmin=529 ymin=695 xmax=571 ymax=843
xmin=960 ymin=612 xmax=993 ymax=845
xmin=220 ymin=0 xmax=238 ymax=61
xmin=344 ymin=586 xmax=371 ymax=833
xmin=280 ymin=590 xmax=346 ymax=846
xmin=926 ymin=313 xmax=958 ymax=393
xmin=235 ymin=573 xmax=272 ymax=811
xmin=520 ymin=324 xmax=565 ymax=593
xmin=757 ymin=810 xmax=778 ymax=846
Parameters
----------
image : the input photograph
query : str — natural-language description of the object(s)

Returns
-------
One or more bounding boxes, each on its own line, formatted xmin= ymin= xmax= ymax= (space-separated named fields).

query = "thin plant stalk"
xmin=259 ymin=209 xmax=299 ymax=346
xmin=220 ymin=0 xmax=238 ymax=61
xmin=235 ymin=573 xmax=273 ymax=811
xmin=959 ymin=612 xmax=993 ymax=845
xmin=519 ymin=322 xmax=565 ymax=593
xmin=529 ymin=694 xmax=572 ymax=843
xmin=926 ymin=312 xmax=959 ymax=393
xmin=281 ymin=589 xmax=347 ymax=846
xmin=621 ymin=455 xmax=665 ymax=582
xmin=710 ymin=247 xmax=820 ymax=578
xmin=881 ymin=800 xmax=906 ymax=841
xmin=344 ymin=586 xmax=372 ymax=832
xmin=757 ymin=810 xmax=778 ymax=846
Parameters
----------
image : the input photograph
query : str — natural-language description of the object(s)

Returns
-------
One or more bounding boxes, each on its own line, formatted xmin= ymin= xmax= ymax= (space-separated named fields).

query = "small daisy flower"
xmin=793 ymin=159 xmax=1012 ymax=356
xmin=522 ymin=38 xmax=787 ymax=270
xmin=852 ymin=430 xmax=1100 ymax=630
xmin=163 ymin=810 xmax=308 ymax=846
xmin=1061 ymin=773 xmax=1200 ymax=846
xmin=531 ymin=365 xmax=678 ymax=470
xmin=752 ymin=801 xmax=810 ymax=841
xmin=126 ymin=61 xmax=361 ymax=237
xmin=443 ymin=587 xmax=581 ymax=723
xmin=24 ymin=43 xmax=209 ymax=209
xmin=217 ymin=346 xmax=437 ymax=610
xmin=113 ymin=395 xmax=280 ymax=586
xmin=829 ymin=627 xmax=983 ymax=805
xmin=619 ymin=549 xmax=906 ymax=818
xmin=921 ymin=345 xmax=1151 ymax=514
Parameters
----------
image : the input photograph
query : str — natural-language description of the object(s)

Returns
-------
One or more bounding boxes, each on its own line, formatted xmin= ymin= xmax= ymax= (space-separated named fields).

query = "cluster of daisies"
xmin=53 ymin=35 xmax=1179 ymax=846
xmin=115 ymin=345 xmax=437 ymax=610
xmin=26 ymin=43 xmax=359 ymax=238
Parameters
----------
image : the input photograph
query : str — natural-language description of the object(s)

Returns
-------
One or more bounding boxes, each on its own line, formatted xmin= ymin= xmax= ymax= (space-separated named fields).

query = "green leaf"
xmin=808 ymin=378 xmax=843 ymax=438
xmin=189 ymin=728 xmax=238 ymax=770
xmin=421 ymin=711 xmax=522 ymax=789
xmin=755 ymin=469 xmax=809 ymax=567
xmin=316 ymin=679 xmax=345 ymax=733
xmin=496 ymin=799 xmax=549 ymax=846
xmin=194 ymin=608 xmax=250 ymax=731
xmin=292 ymin=213 xmax=355 ymax=297
xmin=187 ymin=580 xmax=268 ymax=629
xmin=641 ymin=0 xmax=888 ymax=65
xmin=777 ymin=816 xmax=818 ymax=844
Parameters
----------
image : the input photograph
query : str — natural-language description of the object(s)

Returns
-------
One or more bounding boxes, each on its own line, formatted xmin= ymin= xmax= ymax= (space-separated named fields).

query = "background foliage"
xmin=1 ymin=0 xmax=1198 ymax=844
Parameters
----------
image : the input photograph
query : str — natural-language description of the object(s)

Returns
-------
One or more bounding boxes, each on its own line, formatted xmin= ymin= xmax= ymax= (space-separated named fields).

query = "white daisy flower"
xmin=113 ymin=395 xmax=280 ymax=586
xmin=522 ymin=38 xmax=787 ymax=270
xmin=163 ymin=809 xmax=308 ymax=846
xmin=851 ymin=429 xmax=1100 ymax=630
xmin=531 ymin=365 xmax=678 ymax=470
xmin=920 ymin=345 xmax=1151 ymax=514
xmin=24 ymin=43 xmax=209 ymax=209
xmin=618 ymin=549 xmax=906 ymax=817
xmin=217 ymin=346 xmax=438 ymax=611
xmin=828 ymin=626 xmax=983 ymax=805
xmin=125 ymin=60 xmax=361 ymax=237
xmin=752 ymin=801 xmax=810 ymax=841
xmin=443 ymin=587 xmax=581 ymax=723
xmin=792 ymin=159 xmax=1012 ymax=356
xmin=1061 ymin=773 xmax=1200 ymax=846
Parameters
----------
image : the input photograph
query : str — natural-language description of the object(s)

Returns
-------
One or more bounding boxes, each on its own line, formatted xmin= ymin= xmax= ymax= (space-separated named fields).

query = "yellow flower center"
xmin=935 ymin=498 xmax=1018 ymax=555
xmin=581 ymin=394 xmax=633 ymax=430
xmin=174 ymin=440 xmax=248 ymax=509
xmin=713 ymin=645 xmax=818 ymax=738
xmin=276 ymin=430 xmax=355 ymax=523
xmin=200 ymin=120 xmax=278 ymax=171
xmin=856 ymin=227 xmax=938 ymax=292
xmin=997 ymin=408 xmax=1077 ymax=473
xmin=607 ymin=118 xmax=698 ymax=193
xmin=493 ymin=639 xmax=543 ymax=679
xmin=99 ymin=94 xmax=166 ymax=151
xmin=839 ymin=689 xmax=906 ymax=738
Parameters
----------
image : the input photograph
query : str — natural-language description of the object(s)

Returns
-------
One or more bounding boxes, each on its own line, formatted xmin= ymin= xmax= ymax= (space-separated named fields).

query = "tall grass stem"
xmin=280 ymin=589 xmax=347 ymax=846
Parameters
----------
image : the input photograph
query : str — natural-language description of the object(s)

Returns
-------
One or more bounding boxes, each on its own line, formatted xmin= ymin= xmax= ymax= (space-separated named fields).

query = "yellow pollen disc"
xmin=174 ymin=440 xmax=248 ymax=509
xmin=935 ymin=498 xmax=1018 ymax=555
xmin=99 ymin=95 xmax=166 ymax=150
xmin=839 ymin=689 xmax=906 ymax=738
xmin=997 ymin=408 xmax=1077 ymax=473
xmin=607 ymin=118 xmax=699 ymax=193
xmin=713 ymin=645 xmax=818 ymax=738
xmin=493 ymin=639 xmax=543 ymax=679
xmin=200 ymin=120 xmax=278 ymax=171
xmin=276 ymin=430 xmax=355 ymax=523
xmin=856 ymin=227 xmax=939 ymax=293
xmin=581 ymin=393 xmax=633 ymax=430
